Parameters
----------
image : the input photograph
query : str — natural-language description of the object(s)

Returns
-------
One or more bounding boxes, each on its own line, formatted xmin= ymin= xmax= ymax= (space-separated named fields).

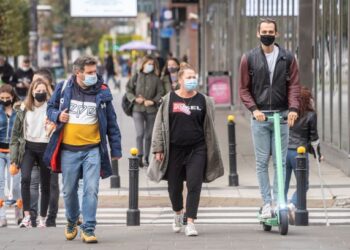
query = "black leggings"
xmin=21 ymin=141 xmax=50 ymax=217
xmin=166 ymin=143 xmax=206 ymax=219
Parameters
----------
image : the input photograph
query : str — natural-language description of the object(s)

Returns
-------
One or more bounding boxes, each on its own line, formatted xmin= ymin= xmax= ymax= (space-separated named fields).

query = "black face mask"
xmin=168 ymin=67 xmax=178 ymax=73
xmin=260 ymin=35 xmax=275 ymax=46
xmin=0 ymin=100 xmax=12 ymax=107
xmin=34 ymin=93 xmax=47 ymax=102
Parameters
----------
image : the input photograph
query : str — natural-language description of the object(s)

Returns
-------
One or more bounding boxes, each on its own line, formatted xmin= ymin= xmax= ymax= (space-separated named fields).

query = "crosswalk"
xmin=4 ymin=207 xmax=350 ymax=227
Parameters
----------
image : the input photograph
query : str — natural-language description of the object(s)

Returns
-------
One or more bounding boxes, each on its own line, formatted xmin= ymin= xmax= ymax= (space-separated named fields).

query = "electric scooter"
xmin=255 ymin=111 xmax=289 ymax=235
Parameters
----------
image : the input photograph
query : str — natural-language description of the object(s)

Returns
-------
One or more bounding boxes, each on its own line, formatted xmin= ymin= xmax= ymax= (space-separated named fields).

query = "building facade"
xmin=199 ymin=0 xmax=350 ymax=175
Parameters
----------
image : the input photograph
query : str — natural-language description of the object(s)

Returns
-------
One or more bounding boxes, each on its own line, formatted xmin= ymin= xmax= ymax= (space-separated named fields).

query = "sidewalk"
xmin=1 ymin=225 xmax=349 ymax=250
xmin=94 ymin=78 xmax=350 ymax=208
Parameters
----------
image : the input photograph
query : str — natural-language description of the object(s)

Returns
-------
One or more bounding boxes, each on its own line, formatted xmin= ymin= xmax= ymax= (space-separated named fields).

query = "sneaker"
xmin=185 ymin=222 xmax=198 ymax=236
xmin=19 ymin=215 xmax=32 ymax=228
xmin=81 ymin=230 xmax=98 ymax=243
xmin=287 ymin=203 xmax=296 ymax=225
xmin=172 ymin=213 xmax=183 ymax=233
xmin=38 ymin=216 xmax=46 ymax=228
xmin=0 ymin=218 xmax=7 ymax=227
xmin=46 ymin=216 xmax=56 ymax=227
xmin=261 ymin=203 xmax=272 ymax=219
xmin=65 ymin=221 xmax=78 ymax=240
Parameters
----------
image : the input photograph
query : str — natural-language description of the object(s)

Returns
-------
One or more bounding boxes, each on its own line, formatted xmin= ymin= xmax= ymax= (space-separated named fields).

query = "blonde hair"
xmin=140 ymin=55 xmax=160 ymax=76
xmin=24 ymin=78 xmax=53 ymax=111
xmin=178 ymin=62 xmax=195 ymax=79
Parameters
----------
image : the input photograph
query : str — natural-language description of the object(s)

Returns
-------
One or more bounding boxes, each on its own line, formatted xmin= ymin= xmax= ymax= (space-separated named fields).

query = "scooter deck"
xmin=257 ymin=213 xmax=279 ymax=226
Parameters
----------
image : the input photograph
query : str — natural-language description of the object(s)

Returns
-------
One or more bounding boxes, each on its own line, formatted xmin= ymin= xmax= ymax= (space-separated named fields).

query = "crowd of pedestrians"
xmin=0 ymin=17 xmax=322 ymax=245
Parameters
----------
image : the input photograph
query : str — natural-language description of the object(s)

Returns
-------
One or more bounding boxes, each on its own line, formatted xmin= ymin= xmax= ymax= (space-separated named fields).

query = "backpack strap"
xmin=59 ymin=80 xmax=68 ymax=110
xmin=61 ymin=80 xmax=68 ymax=94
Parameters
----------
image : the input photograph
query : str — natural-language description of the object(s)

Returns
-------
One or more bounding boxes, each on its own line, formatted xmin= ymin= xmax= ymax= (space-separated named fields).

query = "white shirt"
xmin=24 ymin=102 xmax=50 ymax=143
xmin=264 ymin=45 xmax=279 ymax=84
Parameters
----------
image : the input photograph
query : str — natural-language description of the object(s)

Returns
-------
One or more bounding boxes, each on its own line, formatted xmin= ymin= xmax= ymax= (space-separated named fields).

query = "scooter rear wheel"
xmin=262 ymin=223 xmax=272 ymax=231
xmin=279 ymin=210 xmax=289 ymax=235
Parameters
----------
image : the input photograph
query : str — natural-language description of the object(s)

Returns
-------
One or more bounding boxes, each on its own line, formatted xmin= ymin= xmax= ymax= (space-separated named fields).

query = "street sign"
xmin=70 ymin=0 xmax=137 ymax=17
xmin=160 ymin=27 xmax=175 ymax=38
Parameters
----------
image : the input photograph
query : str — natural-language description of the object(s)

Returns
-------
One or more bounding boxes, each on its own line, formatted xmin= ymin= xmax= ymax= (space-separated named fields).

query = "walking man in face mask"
xmin=44 ymin=56 xmax=122 ymax=243
xmin=239 ymin=18 xmax=300 ymax=219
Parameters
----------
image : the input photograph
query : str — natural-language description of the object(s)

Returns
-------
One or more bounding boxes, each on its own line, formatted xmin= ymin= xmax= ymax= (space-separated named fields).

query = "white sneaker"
xmin=19 ymin=215 xmax=32 ymax=228
xmin=0 ymin=218 xmax=7 ymax=227
xmin=185 ymin=222 xmax=198 ymax=236
xmin=261 ymin=203 xmax=272 ymax=219
xmin=172 ymin=213 xmax=183 ymax=233
xmin=287 ymin=203 xmax=296 ymax=225
xmin=38 ymin=216 xmax=47 ymax=228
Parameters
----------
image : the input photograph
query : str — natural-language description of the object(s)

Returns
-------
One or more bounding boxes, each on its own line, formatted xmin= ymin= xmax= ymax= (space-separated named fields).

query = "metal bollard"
xmin=295 ymin=146 xmax=309 ymax=226
xmin=127 ymin=148 xmax=140 ymax=226
xmin=228 ymin=115 xmax=239 ymax=186
xmin=110 ymin=159 xmax=121 ymax=188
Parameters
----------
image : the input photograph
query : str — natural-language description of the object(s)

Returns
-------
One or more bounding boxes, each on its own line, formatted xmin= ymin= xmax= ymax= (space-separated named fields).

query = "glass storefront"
xmin=200 ymin=0 xmax=350 ymax=158
xmin=315 ymin=0 xmax=350 ymax=153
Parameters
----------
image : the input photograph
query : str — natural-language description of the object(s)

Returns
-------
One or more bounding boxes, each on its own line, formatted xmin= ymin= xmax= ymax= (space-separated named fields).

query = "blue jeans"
xmin=0 ymin=152 xmax=21 ymax=218
xmin=285 ymin=149 xmax=309 ymax=206
xmin=251 ymin=113 xmax=289 ymax=205
xmin=61 ymin=147 xmax=101 ymax=232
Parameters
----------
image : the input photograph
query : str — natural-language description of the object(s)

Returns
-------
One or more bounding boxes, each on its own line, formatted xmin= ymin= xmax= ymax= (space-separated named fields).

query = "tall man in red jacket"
xmin=239 ymin=18 xmax=300 ymax=219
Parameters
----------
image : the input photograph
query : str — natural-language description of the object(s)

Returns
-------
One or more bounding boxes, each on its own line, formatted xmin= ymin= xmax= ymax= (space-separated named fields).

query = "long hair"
xmin=163 ymin=57 xmax=180 ymax=77
xmin=139 ymin=55 xmax=160 ymax=77
xmin=24 ymin=79 xmax=53 ymax=111
xmin=0 ymin=84 xmax=19 ymax=105
xmin=299 ymin=86 xmax=315 ymax=117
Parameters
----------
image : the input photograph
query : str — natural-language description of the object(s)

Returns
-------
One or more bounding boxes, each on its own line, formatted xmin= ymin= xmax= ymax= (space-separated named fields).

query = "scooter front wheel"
xmin=279 ymin=210 xmax=289 ymax=235
xmin=262 ymin=223 xmax=272 ymax=231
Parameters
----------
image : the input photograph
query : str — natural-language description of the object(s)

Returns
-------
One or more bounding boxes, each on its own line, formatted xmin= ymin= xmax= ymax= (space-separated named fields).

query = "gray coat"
xmin=147 ymin=92 xmax=224 ymax=183
xmin=126 ymin=72 xmax=164 ymax=114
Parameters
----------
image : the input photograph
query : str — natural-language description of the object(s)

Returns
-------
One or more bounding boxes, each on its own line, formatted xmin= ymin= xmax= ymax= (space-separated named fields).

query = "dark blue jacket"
xmin=0 ymin=105 xmax=16 ymax=145
xmin=43 ymin=75 xmax=122 ymax=178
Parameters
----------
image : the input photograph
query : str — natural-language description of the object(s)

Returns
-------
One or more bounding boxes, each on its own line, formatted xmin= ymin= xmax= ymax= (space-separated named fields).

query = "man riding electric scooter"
xmin=239 ymin=18 xmax=301 ymax=235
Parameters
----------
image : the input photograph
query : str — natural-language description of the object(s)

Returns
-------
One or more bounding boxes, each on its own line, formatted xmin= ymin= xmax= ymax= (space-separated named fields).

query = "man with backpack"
xmin=44 ymin=56 xmax=122 ymax=244
xmin=239 ymin=18 xmax=300 ymax=219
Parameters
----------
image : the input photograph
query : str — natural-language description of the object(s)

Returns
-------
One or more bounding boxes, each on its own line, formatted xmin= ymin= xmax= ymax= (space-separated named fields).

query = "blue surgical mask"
xmin=144 ymin=64 xmax=154 ymax=74
xmin=184 ymin=79 xmax=198 ymax=91
xmin=83 ymin=74 xmax=97 ymax=86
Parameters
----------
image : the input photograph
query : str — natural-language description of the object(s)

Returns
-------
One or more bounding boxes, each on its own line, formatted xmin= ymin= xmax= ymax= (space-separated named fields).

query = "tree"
xmin=0 ymin=0 xmax=29 ymax=56
xmin=42 ymin=0 xmax=116 ymax=53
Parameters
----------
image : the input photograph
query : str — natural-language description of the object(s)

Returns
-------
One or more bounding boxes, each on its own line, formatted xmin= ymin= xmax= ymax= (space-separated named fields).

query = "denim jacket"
xmin=43 ymin=75 xmax=122 ymax=178
xmin=0 ymin=105 xmax=16 ymax=145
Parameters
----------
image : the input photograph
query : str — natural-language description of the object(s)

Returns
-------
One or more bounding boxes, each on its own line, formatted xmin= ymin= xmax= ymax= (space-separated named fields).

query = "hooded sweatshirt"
xmin=62 ymin=79 xmax=101 ymax=151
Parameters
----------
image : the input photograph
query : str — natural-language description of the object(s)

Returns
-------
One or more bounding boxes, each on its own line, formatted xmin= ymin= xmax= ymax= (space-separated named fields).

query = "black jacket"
xmin=239 ymin=44 xmax=300 ymax=112
xmin=288 ymin=111 xmax=319 ymax=151
xmin=0 ymin=62 xmax=14 ymax=83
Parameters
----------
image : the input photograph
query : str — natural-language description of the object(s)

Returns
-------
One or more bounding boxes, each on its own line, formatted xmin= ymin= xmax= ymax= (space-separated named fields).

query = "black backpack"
xmin=122 ymin=74 xmax=138 ymax=117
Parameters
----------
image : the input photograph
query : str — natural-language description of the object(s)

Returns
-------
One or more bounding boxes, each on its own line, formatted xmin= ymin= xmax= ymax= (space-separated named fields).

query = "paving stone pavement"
xmin=0 ymin=224 xmax=349 ymax=250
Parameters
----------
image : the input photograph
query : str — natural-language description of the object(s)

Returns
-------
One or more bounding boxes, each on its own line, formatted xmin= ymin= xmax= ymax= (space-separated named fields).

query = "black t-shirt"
xmin=169 ymin=91 xmax=206 ymax=146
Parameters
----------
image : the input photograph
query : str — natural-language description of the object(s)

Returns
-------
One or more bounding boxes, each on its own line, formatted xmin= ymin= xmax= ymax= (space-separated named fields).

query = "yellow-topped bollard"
xmin=297 ymin=146 xmax=306 ymax=154
xmin=227 ymin=114 xmax=239 ymax=186
xmin=130 ymin=148 xmax=139 ymax=156
xmin=227 ymin=115 xmax=235 ymax=123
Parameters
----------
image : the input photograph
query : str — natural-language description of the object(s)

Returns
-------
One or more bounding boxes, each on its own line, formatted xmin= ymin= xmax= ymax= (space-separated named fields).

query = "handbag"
xmin=122 ymin=73 xmax=138 ymax=117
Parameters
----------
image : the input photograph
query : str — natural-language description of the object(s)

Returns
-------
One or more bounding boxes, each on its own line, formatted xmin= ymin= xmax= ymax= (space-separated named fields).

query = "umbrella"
xmin=118 ymin=40 xmax=157 ymax=51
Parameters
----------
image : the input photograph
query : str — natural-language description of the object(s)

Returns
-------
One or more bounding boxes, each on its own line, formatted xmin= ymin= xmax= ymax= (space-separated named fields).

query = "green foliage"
xmin=42 ymin=0 xmax=113 ymax=52
xmin=0 ymin=0 xmax=29 ymax=56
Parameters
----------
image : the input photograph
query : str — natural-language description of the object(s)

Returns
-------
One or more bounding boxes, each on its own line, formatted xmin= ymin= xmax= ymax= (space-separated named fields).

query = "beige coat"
xmin=147 ymin=92 xmax=224 ymax=183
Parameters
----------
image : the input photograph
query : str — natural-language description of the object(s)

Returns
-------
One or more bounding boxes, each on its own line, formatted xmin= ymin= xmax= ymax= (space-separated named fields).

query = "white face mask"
xmin=144 ymin=64 xmax=154 ymax=74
